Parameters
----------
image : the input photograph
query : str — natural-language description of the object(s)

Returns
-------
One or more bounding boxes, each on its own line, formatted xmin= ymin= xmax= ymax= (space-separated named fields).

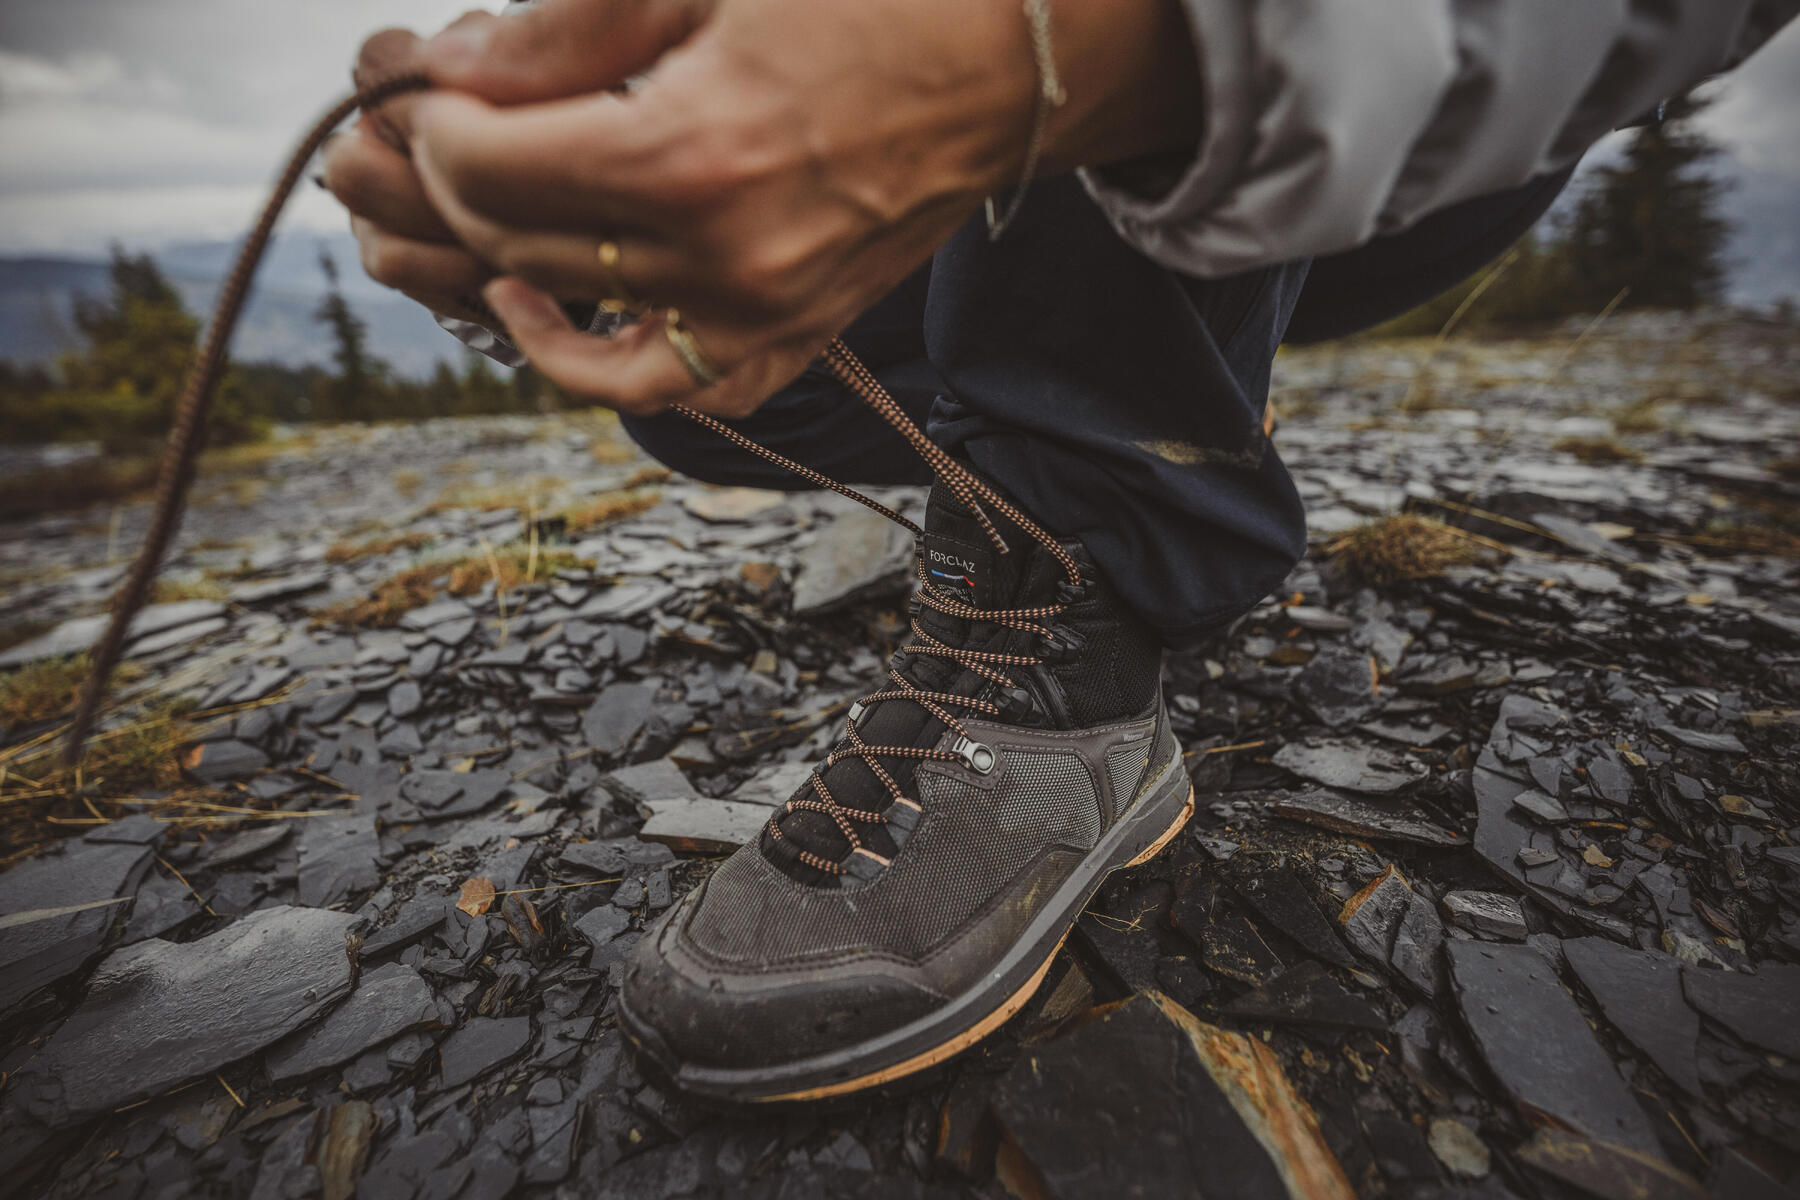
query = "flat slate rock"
xmin=361 ymin=894 xmax=452 ymax=958
xmin=1514 ymin=1129 xmax=1704 ymax=1200
xmin=0 ymin=836 xmax=154 ymax=1013
xmin=638 ymin=799 xmax=770 ymax=853
xmin=727 ymin=762 xmax=814 ymax=807
xmin=297 ymin=812 xmax=381 ymax=908
xmin=1564 ymin=938 xmax=1702 ymax=1096
xmin=992 ymin=991 xmax=1354 ymax=1200
xmin=1679 ymin=962 xmax=1800 ymax=1060
xmin=266 ymin=962 xmax=439 ymax=1083
xmin=1292 ymin=647 xmax=1383 ymax=729
xmin=791 ymin=506 xmax=914 ymax=615
xmin=1446 ymin=940 xmax=1662 ymax=1156
xmin=1267 ymin=789 xmax=1461 ymax=846
xmin=184 ymin=738 xmax=270 ymax=785
xmin=1228 ymin=864 xmax=1355 ymax=968
xmin=598 ymin=757 xmax=699 ymax=808
xmin=1272 ymin=739 xmax=1427 ymax=794
xmin=0 ymin=599 xmax=225 ymax=668
xmin=1442 ymin=891 xmax=1528 ymax=941
xmin=1220 ymin=961 xmax=1388 ymax=1032
xmin=582 ymin=682 xmax=656 ymax=757
xmin=438 ymin=1015 xmax=533 ymax=1088
xmin=17 ymin=905 xmax=355 ymax=1125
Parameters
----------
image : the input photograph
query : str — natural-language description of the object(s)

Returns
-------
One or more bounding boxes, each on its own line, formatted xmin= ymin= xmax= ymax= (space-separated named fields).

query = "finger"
xmin=352 ymin=217 xmax=493 ymax=299
xmin=458 ymin=227 xmax=691 ymax=305
xmin=407 ymin=91 xmax=670 ymax=233
xmin=423 ymin=0 xmax=712 ymax=105
xmin=486 ymin=276 xmax=756 ymax=416
xmin=323 ymin=121 xmax=456 ymax=242
xmin=352 ymin=28 xmax=427 ymax=149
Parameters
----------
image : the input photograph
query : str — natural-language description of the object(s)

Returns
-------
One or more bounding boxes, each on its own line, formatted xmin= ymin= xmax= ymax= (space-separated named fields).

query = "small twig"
xmin=154 ymin=852 xmax=218 ymax=918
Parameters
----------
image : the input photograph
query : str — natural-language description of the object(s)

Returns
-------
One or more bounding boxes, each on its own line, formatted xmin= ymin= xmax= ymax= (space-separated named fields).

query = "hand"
xmin=331 ymin=0 xmax=1202 ymax=417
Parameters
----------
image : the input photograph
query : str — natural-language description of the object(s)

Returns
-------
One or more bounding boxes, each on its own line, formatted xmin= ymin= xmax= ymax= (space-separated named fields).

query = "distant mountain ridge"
xmin=0 ymin=233 xmax=468 ymax=379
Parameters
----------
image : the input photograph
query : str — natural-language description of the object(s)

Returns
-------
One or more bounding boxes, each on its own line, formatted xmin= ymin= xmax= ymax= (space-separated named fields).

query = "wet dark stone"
xmin=266 ymin=962 xmax=439 ymax=1083
xmin=184 ymin=738 xmax=270 ymax=784
xmin=1680 ymin=962 xmax=1800 ymax=1060
xmin=1514 ymin=1128 xmax=1704 ymax=1200
xmin=438 ymin=1016 xmax=532 ymax=1088
xmin=0 ymin=835 xmax=153 ymax=1012
xmin=297 ymin=812 xmax=381 ymax=908
xmin=582 ymin=682 xmax=656 ymax=757
xmin=362 ymin=895 xmax=451 ymax=958
xmin=1273 ymin=739 xmax=1426 ymax=794
xmin=1267 ymin=788 xmax=1461 ymax=847
xmin=1564 ymin=938 xmax=1702 ymax=1096
xmin=1390 ymin=890 xmax=1446 ymax=997
xmin=1656 ymin=725 xmax=1746 ymax=755
xmin=120 ymin=872 xmax=201 ymax=944
xmin=388 ymin=680 xmax=422 ymax=718
xmin=1293 ymin=647 xmax=1383 ymax=728
xmin=1220 ymin=960 xmax=1388 ymax=1032
xmin=574 ymin=906 xmax=633 ymax=971
xmin=558 ymin=842 xmax=630 ymax=877
xmin=992 ymin=991 xmax=1346 ymax=1200
xmin=1228 ymin=863 xmax=1355 ymax=968
xmin=17 ymin=906 xmax=355 ymax=1125
xmin=1445 ymin=940 xmax=1661 ymax=1155
xmin=599 ymin=757 xmax=699 ymax=808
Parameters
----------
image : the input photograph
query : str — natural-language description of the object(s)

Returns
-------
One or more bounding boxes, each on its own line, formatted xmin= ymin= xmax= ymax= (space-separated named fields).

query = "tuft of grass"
xmin=560 ymin=489 xmax=661 ymax=534
xmin=0 ymin=619 xmax=57 ymax=657
xmin=316 ymin=547 xmax=592 ymax=628
xmin=1 ymin=656 xmax=93 ymax=729
xmin=392 ymin=468 xmax=425 ymax=499
xmin=425 ymin=475 xmax=569 ymax=515
xmin=1326 ymin=514 xmax=1492 ymax=586
xmin=1612 ymin=397 xmax=1666 ymax=435
xmin=150 ymin=575 xmax=227 ymax=604
xmin=0 ymin=694 xmax=195 ymax=869
xmin=325 ymin=531 xmax=435 ymax=564
xmin=0 ymin=458 xmax=160 ymax=520
xmin=1554 ymin=436 xmax=1642 ymax=465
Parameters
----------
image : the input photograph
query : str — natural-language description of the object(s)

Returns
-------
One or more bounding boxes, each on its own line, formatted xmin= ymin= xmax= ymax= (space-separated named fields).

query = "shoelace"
xmin=63 ymin=72 xmax=1088 ymax=881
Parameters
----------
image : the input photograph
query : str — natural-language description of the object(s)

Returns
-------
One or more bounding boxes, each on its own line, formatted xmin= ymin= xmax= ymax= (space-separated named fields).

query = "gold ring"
xmin=663 ymin=309 xmax=724 ymax=387
xmin=595 ymin=240 xmax=647 ymax=316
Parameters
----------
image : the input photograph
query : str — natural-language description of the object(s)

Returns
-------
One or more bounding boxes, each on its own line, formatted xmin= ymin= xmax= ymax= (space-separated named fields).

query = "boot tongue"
xmin=919 ymin=483 xmax=1027 ymax=613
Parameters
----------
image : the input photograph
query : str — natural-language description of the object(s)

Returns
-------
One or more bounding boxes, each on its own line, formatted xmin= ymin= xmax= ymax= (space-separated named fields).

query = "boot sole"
xmin=619 ymin=745 xmax=1194 ymax=1103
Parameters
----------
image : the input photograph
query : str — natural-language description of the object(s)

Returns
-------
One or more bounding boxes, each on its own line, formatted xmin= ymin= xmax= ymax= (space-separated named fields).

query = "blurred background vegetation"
xmin=0 ymin=100 xmax=1759 ymax=509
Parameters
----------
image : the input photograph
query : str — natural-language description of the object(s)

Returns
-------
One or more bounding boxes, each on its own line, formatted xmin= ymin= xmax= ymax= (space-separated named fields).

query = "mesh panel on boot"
xmin=1106 ymin=739 xmax=1153 ymax=810
xmin=697 ymin=751 xmax=1098 ymax=964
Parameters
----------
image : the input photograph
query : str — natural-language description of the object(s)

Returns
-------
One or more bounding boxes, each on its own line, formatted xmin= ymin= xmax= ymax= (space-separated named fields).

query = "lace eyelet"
xmin=952 ymin=736 xmax=998 ymax=774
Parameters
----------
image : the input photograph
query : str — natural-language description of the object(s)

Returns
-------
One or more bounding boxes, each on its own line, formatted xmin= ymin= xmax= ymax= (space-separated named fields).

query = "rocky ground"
xmin=0 ymin=311 xmax=1797 ymax=1199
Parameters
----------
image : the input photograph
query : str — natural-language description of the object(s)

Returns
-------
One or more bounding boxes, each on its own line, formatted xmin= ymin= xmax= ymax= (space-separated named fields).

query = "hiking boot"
xmin=617 ymin=474 xmax=1192 ymax=1101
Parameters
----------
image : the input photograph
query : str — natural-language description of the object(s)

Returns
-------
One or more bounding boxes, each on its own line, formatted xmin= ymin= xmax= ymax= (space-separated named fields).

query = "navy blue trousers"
xmin=624 ymin=177 xmax=1310 ymax=647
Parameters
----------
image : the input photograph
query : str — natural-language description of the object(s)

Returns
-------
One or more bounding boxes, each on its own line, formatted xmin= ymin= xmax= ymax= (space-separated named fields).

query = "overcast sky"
xmin=0 ymin=2 xmax=1796 ymax=258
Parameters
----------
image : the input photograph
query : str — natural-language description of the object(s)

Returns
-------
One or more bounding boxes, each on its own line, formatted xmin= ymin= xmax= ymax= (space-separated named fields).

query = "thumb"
xmin=423 ymin=0 xmax=714 ymax=105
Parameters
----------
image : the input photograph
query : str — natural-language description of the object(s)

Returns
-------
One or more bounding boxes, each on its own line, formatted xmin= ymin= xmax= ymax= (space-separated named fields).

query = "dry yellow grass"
xmin=1326 ymin=514 xmax=1492 ymax=586
xmin=315 ymin=547 xmax=592 ymax=628
xmin=324 ymin=531 xmax=435 ymax=564
xmin=1554 ymin=436 xmax=1642 ymax=465
xmin=561 ymin=489 xmax=662 ymax=534
xmin=150 ymin=575 xmax=228 ymax=604
xmin=392 ymin=468 xmax=425 ymax=499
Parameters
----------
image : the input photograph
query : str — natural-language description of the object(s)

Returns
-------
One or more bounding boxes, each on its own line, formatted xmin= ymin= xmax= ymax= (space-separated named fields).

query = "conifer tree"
xmin=1563 ymin=96 xmax=1731 ymax=311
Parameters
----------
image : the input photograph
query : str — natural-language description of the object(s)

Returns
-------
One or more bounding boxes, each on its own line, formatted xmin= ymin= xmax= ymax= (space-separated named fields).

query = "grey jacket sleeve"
xmin=1083 ymin=0 xmax=1798 ymax=277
